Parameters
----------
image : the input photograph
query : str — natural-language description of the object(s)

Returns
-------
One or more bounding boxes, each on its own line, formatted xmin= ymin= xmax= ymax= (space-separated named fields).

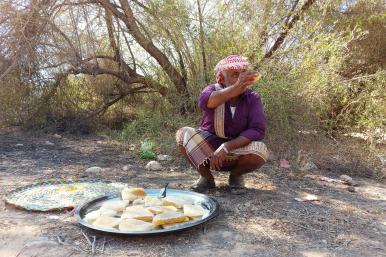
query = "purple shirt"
xmin=198 ymin=84 xmax=266 ymax=141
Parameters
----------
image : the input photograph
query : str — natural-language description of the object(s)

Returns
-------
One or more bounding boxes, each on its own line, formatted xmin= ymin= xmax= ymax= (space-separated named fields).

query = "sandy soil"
xmin=0 ymin=131 xmax=385 ymax=257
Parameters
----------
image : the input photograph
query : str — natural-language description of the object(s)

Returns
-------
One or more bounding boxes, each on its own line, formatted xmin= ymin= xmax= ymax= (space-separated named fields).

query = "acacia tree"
xmin=0 ymin=0 xmax=320 ymax=122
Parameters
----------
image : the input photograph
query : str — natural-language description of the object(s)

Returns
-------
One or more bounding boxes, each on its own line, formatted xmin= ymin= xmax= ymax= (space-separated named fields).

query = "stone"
xmin=294 ymin=194 xmax=319 ymax=202
xmin=122 ymin=165 xmax=132 ymax=171
xmin=53 ymin=134 xmax=62 ymax=139
xmin=45 ymin=140 xmax=55 ymax=146
xmin=339 ymin=174 xmax=358 ymax=186
xmin=85 ymin=166 xmax=102 ymax=173
xmin=15 ymin=143 xmax=24 ymax=147
xmin=339 ymin=174 xmax=353 ymax=183
xmin=145 ymin=161 xmax=162 ymax=171
xmin=157 ymin=154 xmax=172 ymax=161
xmin=100 ymin=134 xmax=110 ymax=140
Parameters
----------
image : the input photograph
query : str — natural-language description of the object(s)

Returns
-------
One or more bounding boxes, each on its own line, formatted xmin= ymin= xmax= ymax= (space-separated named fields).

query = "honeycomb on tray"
xmin=85 ymin=187 xmax=209 ymax=231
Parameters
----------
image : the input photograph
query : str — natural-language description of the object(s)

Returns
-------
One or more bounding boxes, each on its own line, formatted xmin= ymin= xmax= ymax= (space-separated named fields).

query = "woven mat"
xmin=5 ymin=178 xmax=126 ymax=211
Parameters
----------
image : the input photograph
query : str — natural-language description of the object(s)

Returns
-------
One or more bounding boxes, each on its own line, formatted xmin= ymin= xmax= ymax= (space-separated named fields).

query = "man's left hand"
xmin=210 ymin=144 xmax=228 ymax=171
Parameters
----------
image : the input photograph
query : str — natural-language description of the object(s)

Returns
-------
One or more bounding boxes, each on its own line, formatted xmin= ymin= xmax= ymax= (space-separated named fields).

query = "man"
xmin=176 ymin=55 xmax=268 ymax=194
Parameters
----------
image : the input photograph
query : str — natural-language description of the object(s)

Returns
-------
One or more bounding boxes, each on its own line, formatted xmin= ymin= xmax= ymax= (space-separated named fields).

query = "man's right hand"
xmin=233 ymin=71 xmax=260 ymax=94
xmin=206 ymin=71 xmax=261 ymax=109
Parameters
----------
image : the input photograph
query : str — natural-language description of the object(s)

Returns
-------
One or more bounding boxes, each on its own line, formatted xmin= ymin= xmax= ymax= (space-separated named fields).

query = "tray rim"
xmin=75 ymin=189 xmax=220 ymax=235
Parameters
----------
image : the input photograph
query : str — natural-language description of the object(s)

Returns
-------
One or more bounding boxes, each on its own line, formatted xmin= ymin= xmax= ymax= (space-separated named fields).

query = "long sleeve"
xmin=197 ymin=85 xmax=216 ymax=111
xmin=239 ymin=92 xmax=265 ymax=141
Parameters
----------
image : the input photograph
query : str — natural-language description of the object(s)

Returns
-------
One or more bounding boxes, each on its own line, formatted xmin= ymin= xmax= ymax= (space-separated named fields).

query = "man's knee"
xmin=176 ymin=127 xmax=187 ymax=145
xmin=239 ymin=154 xmax=265 ymax=168
xmin=176 ymin=127 xmax=196 ymax=145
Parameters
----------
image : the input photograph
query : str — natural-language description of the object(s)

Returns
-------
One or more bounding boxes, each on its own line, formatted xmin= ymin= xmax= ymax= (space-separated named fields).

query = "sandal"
xmin=190 ymin=176 xmax=216 ymax=193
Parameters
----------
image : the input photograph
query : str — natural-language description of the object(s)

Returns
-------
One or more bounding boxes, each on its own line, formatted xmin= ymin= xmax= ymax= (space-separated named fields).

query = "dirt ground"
xmin=0 ymin=130 xmax=385 ymax=257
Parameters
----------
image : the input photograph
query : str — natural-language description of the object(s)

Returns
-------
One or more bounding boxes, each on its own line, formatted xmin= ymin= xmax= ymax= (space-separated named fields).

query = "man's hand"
xmin=207 ymin=71 xmax=261 ymax=109
xmin=233 ymin=71 xmax=260 ymax=94
xmin=210 ymin=144 xmax=228 ymax=171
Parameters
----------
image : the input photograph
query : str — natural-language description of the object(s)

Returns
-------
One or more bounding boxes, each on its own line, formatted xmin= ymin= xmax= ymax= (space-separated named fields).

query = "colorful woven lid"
xmin=4 ymin=178 xmax=126 ymax=211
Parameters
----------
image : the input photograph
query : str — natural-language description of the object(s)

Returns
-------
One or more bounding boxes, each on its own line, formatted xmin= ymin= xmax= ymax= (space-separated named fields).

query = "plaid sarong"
xmin=176 ymin=127 xmax=269 ymax=169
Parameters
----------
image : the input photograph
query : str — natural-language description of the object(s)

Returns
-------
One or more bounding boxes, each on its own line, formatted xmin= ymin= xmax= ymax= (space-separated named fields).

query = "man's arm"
xmin=207 ymin=72 xmax=258 ymax=108
xmin=223 ymin=136 xmax=251 ymax=151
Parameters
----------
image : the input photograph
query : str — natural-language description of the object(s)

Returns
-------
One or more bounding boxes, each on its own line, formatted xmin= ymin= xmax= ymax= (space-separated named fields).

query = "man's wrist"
xmin=221 ymin=143 xmax=229 ymax=153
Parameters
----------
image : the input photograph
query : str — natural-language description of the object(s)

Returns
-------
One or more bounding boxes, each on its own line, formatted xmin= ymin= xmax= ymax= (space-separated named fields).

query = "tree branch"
xmin=261 ymin=0 xmax=315 ymax=61
xmin=97 ymin=0 xmax=188 ymax=97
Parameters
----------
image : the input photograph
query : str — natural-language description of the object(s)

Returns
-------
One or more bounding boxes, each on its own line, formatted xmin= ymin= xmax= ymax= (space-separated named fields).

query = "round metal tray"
xmin=75 ymin=189 xmax=219 ymax=235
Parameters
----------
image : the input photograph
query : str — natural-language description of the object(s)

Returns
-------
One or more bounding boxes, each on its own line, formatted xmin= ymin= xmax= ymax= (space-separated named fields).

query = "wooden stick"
xmin=101 ymin=237 xmax=106 ymax=254
xmin=91 ymin=236 xmax=96 ymax=256
xmin=81 ymin=231 xmax=92 ymax=246
xmin=256 ymin=224 xmax=274 ymax=241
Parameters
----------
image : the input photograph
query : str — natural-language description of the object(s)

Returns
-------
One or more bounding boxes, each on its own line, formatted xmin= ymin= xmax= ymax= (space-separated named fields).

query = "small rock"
xmin=145 ymin=161 xmax=162 ymax=170
xmin=97 ymin=140 xmax=103 ymax=144
xmin=45 ymin=140 xmax=55 ymax=146
xmin=320 ymin=176 xmax=337 ymax=183
xmin=295 ymin=194 xmax=319 ymax=202
xmin=340 ymin=174 xmax=353 ymax=183
xmin=85 ymin=166 xmax=102 ymax=173
xmin=53 ymin=134 xmax=62 ymax=139
xmin=15 ymin=143 xmax=24 ymax=147
xmin=48 ymin=215 xmax=60 ymax=220
xmin=321 ymin=240 xmax=327 ymax=245
xmin=339 ymin=174 xmax=357 ymax=186
xmin=122 ymin=165 xmax=132 ymax=171
xmin=157 ymin=154 xmax=172 ymax=161
xmin=100 ymin=134 xmax=110 ymax=140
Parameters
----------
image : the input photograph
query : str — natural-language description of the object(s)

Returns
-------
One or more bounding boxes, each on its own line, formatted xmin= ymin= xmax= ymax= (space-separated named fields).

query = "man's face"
xmin=222 ymin=68 xmax=246 ymax=87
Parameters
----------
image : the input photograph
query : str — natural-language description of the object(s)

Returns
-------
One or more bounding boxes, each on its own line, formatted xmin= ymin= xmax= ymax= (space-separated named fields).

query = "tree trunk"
xmin=197 ymin=0 xmax=209 ymax=83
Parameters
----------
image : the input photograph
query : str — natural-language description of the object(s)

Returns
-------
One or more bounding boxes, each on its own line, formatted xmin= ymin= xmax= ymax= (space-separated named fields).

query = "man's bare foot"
xmin=229 ymin=174 xmax=247 ymax=195
xmin=190 ymin=176 xmax=216 ymax=193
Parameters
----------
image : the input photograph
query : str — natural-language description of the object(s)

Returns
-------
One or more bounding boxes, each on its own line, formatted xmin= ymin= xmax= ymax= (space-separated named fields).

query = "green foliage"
xmin=140 ymin=140 xmax=157 ymax=160
xmin=0 ymin=73 xmax=31 ymax=127
xmin=108 ymin=110 xmax=197 ymax=156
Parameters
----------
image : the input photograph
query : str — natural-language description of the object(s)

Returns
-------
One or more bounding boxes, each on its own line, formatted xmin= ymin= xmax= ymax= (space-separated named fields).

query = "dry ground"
xmin=0 ymin=130 xmax=385 ymax=257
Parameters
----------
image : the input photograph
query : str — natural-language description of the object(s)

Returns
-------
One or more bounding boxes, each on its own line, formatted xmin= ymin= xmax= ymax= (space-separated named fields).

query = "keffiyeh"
xmin=215 ymin=55 xmax=250 ymax=83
